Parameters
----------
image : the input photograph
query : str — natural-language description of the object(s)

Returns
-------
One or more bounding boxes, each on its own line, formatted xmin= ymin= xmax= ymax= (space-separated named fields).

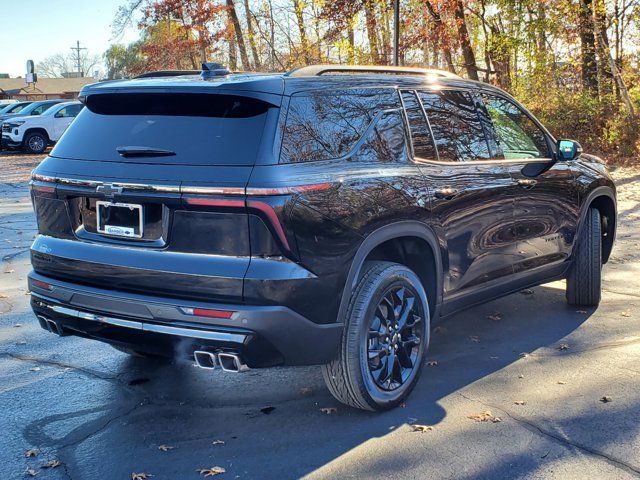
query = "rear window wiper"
xmin=116 ymin=146 xmax=176 ymax=158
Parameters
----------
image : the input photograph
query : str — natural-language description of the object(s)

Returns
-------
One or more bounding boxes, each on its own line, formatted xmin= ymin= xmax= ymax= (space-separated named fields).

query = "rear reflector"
xmin=180 ymin=307 xmax=234 ymax=319
xmin=30 ymin=184 xmax=55 ymax=194
xmin=31 ymin=279 xmax=53 ymax=291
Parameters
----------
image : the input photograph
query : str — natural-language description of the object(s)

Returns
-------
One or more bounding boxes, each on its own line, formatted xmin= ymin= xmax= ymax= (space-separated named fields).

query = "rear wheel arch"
xmin=337 ymin=222 xmax=443 ymax=323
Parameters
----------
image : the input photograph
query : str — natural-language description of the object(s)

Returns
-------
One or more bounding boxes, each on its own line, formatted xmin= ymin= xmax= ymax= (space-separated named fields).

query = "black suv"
xmin=29 ymin=64 xmax=616 ymax=411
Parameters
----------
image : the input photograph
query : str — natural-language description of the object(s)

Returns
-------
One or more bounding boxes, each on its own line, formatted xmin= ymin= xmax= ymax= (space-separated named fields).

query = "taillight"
xmin=31 ymin=279 xmax=53 ymax=291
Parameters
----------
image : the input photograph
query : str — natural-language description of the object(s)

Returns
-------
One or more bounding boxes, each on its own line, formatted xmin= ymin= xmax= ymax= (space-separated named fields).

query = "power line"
xmin=70 ymin=40 xmax=87 ymax=77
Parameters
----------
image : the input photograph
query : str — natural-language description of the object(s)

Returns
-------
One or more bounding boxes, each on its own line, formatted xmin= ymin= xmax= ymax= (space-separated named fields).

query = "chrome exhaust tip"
xmin=217 ymin=352 xmax=249 ymax=373
xmin=193 ymin=350 xmax=217 ymax=370
xmin=38 ymin=315 xmax=62 ymax=336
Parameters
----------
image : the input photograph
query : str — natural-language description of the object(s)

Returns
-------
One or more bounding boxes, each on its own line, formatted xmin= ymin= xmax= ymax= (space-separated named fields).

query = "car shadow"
xmin=13 ymin=279 xmax=607 ymax=479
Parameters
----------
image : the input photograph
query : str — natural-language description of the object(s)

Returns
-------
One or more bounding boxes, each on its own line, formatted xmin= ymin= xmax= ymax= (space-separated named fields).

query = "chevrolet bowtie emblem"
xmin=96 ymin=183 xmax=123 ymax=198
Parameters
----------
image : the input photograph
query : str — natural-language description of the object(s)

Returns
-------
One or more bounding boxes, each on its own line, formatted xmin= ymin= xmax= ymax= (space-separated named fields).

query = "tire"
xmin=23 ymin=131 xmax=48 ymax=154
xmin=322 ymin=261 xmax=430 ymax=411
xmin=566 ymin=208 xmax=602 ymax=307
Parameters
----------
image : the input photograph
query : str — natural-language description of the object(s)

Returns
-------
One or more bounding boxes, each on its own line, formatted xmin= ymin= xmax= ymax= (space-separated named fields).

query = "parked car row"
xmin=0 ymin=99 xmax=83 ymax=154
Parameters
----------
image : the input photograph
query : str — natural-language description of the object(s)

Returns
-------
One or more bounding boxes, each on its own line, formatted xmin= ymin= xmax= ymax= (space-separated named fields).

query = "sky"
xmin=0 ymin=0 xmax=139 ymax=77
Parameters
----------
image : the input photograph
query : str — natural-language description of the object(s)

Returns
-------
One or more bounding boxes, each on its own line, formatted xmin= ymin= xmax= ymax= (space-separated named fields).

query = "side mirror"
xmin=557 ymin=139 xmax=582 ymax=161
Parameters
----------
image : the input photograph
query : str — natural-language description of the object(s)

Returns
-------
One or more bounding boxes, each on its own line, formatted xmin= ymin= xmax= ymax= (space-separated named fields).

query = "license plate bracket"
xmin=96 ymin=201 xmax=144 ymax=239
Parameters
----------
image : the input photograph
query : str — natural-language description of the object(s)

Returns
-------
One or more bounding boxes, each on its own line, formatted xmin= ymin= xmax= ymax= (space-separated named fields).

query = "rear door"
xmin=411 ymin=89 xmax=518 ymax=306
xmin=479 ymin=93 xmax=579 ymax=272
xmin=31 ymin=91 xmax=280 ymax=303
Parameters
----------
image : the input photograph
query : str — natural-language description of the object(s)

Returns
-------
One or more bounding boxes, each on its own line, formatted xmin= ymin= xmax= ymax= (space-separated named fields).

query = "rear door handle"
xmin=517 ymin=178 xmax=537 ymax=189
xmin=434 ymin=187 xmax=459 ymax=200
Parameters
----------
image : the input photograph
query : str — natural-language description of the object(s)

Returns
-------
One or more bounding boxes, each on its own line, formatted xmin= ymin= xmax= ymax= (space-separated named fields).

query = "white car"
xmin=1 ymin=101 xmax=83 ymax=154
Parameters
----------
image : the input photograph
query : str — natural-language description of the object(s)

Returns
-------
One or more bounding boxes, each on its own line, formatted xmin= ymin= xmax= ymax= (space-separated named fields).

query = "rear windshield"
xmin=50 ymin=93 xmax=276 ymax=165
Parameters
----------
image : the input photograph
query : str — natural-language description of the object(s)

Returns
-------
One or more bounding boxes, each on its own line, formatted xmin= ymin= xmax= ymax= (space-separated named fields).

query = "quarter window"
xmin=481 ymin=94 xmax=550 ymax=159
xmin=281 ymin=89 xmax=401 ymax=163
xmin=401 ymin=91 xmax=437 ymax=160
xmin=418 ymin=90 xmax=490 ymax=162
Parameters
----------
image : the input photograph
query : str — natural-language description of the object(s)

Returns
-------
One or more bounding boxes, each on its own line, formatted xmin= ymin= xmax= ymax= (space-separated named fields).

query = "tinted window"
xmin=50 ymin=93 xmax=274 ymax=166
xmin=281 ymin=89 xmax=400 ymax=163
xmin=32 ymin=102 xmax=58 ymax=115
xmin=56 ymin=104 xmax=83 ymax=118
xmin=355 ymin=110 xmax=409 ymax=163
xmin=401 ymin=91 xmax=437 ymax=160
xmin=482 ymin=94 xmax=549 ymax=159
xmin=419 ymin=90 xmax=490 ymax=162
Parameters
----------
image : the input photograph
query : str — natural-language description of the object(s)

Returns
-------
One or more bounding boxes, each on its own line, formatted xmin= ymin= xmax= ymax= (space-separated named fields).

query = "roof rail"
xmin=285 ymin=64 xmax=461 ymax=79
xmin=134 ymin=70 xmax=200 ymax=79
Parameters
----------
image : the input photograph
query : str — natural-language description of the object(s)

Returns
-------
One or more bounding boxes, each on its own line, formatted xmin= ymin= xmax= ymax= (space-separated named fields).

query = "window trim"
xmin=399 ymin=89 xmax=440 ymax=163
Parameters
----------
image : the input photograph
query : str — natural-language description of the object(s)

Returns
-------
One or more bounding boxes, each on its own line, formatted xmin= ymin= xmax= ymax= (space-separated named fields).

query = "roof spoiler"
xmin=285 ymin=64 xmax=461 ymax=79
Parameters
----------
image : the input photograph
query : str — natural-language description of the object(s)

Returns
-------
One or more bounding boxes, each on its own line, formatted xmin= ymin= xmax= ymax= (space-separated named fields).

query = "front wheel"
xmin=23 ymin=132 xmax=48 ymax=154
xmin=566 ymin=208 xmax=602 ymax=307
xmin=322 ymin=261 xmax=430 ymax=411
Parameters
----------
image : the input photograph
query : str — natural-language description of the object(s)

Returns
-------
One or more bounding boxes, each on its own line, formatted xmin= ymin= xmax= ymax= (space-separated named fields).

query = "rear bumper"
xmin=28 ymin=272 xmax=343 ymax=367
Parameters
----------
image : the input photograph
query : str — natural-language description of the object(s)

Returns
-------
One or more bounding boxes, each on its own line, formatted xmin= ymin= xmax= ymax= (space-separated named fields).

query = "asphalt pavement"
xmin=1 ymin=152 xmax=639 ymax=479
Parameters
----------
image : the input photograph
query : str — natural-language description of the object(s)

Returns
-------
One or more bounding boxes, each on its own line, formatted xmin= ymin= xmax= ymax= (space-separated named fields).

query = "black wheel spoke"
xmin=365 ymin=284 xmax=425 ymax=392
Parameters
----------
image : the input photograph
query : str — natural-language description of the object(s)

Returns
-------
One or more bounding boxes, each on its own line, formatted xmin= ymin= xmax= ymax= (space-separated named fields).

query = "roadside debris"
xmin=467 ymin=411 xmax=502 ymax=423
xmin=411 ymin=424 xmax=433 ymax=432
xmin=197 ymin=466 xmax=226 ymax=476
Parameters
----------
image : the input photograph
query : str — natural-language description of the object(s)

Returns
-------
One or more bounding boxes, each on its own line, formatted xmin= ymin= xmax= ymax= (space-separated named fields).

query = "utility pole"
xmin=70 ymin=40 xmax=87 ymax=77
xmin=393 ymin=0 xmax=400 ymax=66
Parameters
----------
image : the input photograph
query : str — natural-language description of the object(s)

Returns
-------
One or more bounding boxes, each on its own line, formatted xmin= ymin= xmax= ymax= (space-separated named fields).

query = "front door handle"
xmin=434 ymin=186 xmax=459 ymax=200
xmin=517 ymin=178 xmax=537 ymax=189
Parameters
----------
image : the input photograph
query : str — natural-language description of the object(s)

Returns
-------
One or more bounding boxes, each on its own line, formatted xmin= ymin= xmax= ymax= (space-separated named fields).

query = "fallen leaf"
xmin=320 ymin=407 xmax=337 ymax=415
xmin=24 ymin=468 xmax=39 ymax=477
xmin=433 ymin=326 xmax=447 ymax=335
xmin=25 ymin=449 xmax=39 ymax=458
xmin=557 ymin=380 xmax=567 ymax=385
xmin=197 ymin=466 xmax=226 ymax=477
xmin=157 ymin=445 xmax=174 ymax=452
xmin=41 ymin=459 xmax=61 ymax=469
xmin=211 ymin=440 xmax=225 ymax=446
xmin=600 ymin=396 xmax=612 ymax=403
xmin=558 ymin=343 xmax=570 ymax=351
xmin=426 ymin=360 xmax=438 ymax=367
xmin=487 ymin=313 xmax=502 ymax=322
xmin=411 ymin=424 xmax=433 ymax=432
xmin=514 ymin=400 xmax=526 ymax=406
xmin=0 ymin=293 xmax=7 ymax=298
xmin=621 ymin=311 xmax=631 ymax=317
xmin=30 ymin=367 xmax=41 ymax=372
xmin=14 ymin=323 xmax=22 ymax=328
xmin=519 ymin=352 xmax=529 ymax=358
xmin=4 ymin=269 xmax=15 ymax=274
xmin=468 ymin=335 xmax=480 ymax=343
xmin=518 ymin=374 xmax=525 ymax=379
xmin=520 ymin=289 xmax=534 ymax=295
xmin=467 ymin=411 xmax=502 ymax=423
xmin=131 ymin=473 xmax=153 ymax=480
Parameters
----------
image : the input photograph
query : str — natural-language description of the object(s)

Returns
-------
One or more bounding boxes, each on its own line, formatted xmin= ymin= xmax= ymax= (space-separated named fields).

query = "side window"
xmin=281 ymin=89 xmax=400 ymax=163
xmin=32 ymin=105 xmax=46 ymax=115
xmin=67 ymin=104 xmax=83 ymax=117
xmin=482 ymin=94 xmax=550 ymax=159
xmin=55 ymin=107 xmax=68 ymax=118
xmin=400 ymin=91 xmax=437 ymax=160
xmin=419 ymin=90 xmax=490 ymax=162
xmin=355 ymin=110 xmax=409 ymax=163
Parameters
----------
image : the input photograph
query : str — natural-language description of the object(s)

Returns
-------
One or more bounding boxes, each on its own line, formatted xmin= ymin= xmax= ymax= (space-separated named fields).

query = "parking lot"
xmin=1 ymin=151 xmax=639 ymax=479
